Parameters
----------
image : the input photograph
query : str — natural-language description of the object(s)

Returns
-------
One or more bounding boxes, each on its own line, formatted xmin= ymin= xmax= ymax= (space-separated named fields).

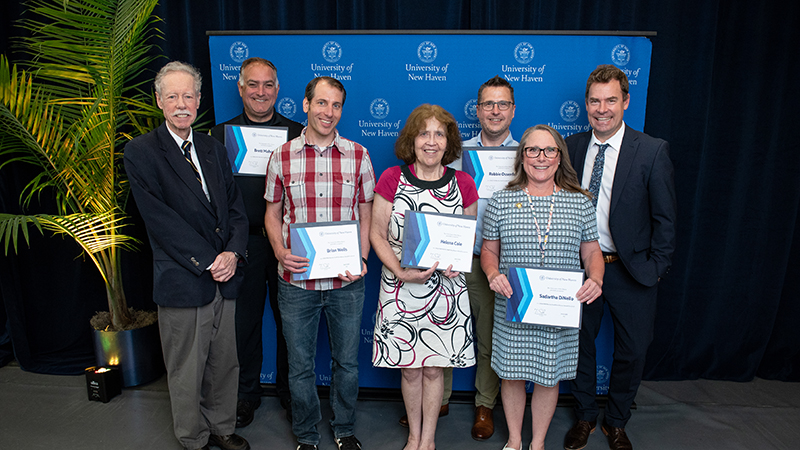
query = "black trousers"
xmin=236 ymin=232 xmax=290 ymax=405
xmin=569 ymin=260 xmax=658 ymax=428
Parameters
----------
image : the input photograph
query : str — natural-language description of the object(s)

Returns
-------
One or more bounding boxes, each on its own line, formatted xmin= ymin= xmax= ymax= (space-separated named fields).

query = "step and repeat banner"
xmin=207 ymin=32 xmax=653 ymax=393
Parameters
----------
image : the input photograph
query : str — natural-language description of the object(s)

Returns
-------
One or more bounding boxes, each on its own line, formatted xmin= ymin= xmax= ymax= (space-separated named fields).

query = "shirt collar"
xmin=590 ymin=121 xmax=626 ymax=152
xmin=166 ymin=126 xmax=194 ymax=149
xmin=300 ymin=127 xmax=343 ymax=154
xmin=476 ymin=131 xmax=517 ymax=147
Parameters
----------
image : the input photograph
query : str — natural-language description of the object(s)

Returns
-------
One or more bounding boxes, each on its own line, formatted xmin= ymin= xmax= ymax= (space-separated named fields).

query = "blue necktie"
xmin=588 ymin=143 xmax=609 ymax=208
xmin=182 ymin=141 xmax=202 ymax=184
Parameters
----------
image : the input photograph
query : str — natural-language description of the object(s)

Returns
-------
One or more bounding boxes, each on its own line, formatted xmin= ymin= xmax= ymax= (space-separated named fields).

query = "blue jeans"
xmin=278 ymin=277 xmax=364 ymax=446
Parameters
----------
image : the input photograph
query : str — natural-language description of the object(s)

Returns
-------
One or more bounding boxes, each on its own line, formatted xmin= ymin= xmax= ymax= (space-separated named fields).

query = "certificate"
xmin=224 ymin=125 xmax=289 ymax=176
xmin=289 ymin=221 xmax=362 ymax=281
xmin=505 ymin=266 xmax=585 ymax=328
xmin=461 ymin=146 xmax=517 ymax=198
xmin=400 ymin=210 xmax=476 ymax=273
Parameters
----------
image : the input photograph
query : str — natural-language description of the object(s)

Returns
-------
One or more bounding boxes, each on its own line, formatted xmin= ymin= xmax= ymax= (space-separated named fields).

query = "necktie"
xmin=588 ymin=143 xmax=609 ymax=208
xmin=182 ymin=141 xmax=202 ymax=184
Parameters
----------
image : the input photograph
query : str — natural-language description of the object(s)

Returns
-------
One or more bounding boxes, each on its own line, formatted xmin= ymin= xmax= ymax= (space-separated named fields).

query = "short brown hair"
xmin=304 ymin=76 xmax=346 ymax=106
xmin=477 ymin=75 xmax=514 ymax=104
xmin=585 ymin=64 xmax=629 ymax=100
xmin=506 ymin=124 xmax=589 ymax=197
xmin=395 ymin=104 xmax=462 ymax=166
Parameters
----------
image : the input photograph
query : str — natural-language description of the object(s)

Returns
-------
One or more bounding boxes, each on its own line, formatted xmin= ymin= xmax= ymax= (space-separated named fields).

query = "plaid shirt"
xmin=265 ymin=129 xmax=376 ymax=290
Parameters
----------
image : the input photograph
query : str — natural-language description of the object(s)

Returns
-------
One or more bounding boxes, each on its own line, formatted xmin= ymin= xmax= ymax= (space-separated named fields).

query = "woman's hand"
xmin=576 ymin=278 xmax=602 ymax=304
xmin=397 ymin=262 xmax=438 ymax=284
xmin=488 ymin=272 xmax=513 ymax=298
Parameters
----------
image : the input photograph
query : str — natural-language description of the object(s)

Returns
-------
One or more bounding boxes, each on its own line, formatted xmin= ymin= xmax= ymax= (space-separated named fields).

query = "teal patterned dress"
xmin=483 ymin=188 xmax=598 ymax=386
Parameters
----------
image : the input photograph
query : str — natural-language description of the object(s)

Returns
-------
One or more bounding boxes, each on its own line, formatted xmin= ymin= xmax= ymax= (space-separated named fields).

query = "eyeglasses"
xmin=478 ymin=100 xmax=514 ymax=111
xmin=524 ymin=146 xmax=560 ymax=158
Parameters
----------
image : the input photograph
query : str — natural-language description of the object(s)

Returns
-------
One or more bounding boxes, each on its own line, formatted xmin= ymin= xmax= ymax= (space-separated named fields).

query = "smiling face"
xmin=156 ymin=71 xmax=199 ymax=140
xmin=477 ymin=86 xmax=515 ymax=145
xmin=522 ymin=129 xmax=561 ymax=189
xmin=238 ymin=62 xmax=279 ymax=122
xmin=586 ymin=79 xmax=630 ymax=142
xmin=413 ymin=117 xmax=448 ymax=171
xmin=302 ymin=80 xmax=343 ymax=147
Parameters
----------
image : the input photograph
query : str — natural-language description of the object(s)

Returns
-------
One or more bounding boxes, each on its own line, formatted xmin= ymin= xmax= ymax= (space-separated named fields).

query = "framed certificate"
xmin=505 ymin=266 xmax=585 ymax=329
xmin=289 ymin=221 xmax=362 ymax=281
xmin=400 ymin=210 xmax=476 ymax=273
xmin=224 ymin=124 xmax=289 ymax=176
xmin=461 ymin=146 xmax=517 ymax=199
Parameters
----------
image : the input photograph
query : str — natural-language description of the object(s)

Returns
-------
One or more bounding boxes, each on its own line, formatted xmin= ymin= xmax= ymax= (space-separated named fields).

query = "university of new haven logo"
xmin=611 ymin=44 xmax=631 ymax=66
xmin=559 ymin=100 xmax=580 ymax=123
xmin=514 ymin=42 xmax=534 ymax=64
xmin=277 ymin=98 xmax=297 ymax=119
xmin=229 ymin=41 xmax=249 ymax=63
xmin=417 ymin=41 xmax=437 ymax=63
xmin=464 ymin=99 xmax=479 ymax=121
xmin=322 ymin=41 xmax=342 ymax=63
xmin=596 ymin=364 xmax=611 ymax=385
xmin=370 ymin=98 xmax=390 ymax=119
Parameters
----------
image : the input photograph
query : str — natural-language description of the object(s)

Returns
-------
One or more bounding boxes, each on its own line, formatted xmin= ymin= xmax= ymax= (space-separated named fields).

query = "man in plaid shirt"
xmin=264 ymin=76 xmax=375 ymax=450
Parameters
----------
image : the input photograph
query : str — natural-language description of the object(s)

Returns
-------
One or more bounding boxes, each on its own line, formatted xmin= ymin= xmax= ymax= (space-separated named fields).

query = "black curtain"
xmin=2 ymin=0 xmax=799 ymax=381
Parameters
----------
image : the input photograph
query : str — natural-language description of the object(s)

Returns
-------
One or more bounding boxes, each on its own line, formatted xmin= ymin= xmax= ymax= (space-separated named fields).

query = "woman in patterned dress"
xmin=371 ymin=104 xmax=478 ymax=450
xmin=481 ymin=125 xmax=604 ymax=450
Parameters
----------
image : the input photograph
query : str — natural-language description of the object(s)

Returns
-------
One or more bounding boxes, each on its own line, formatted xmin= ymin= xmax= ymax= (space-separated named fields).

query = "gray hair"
xmin=237 ymin=57 xmax=279 ymax=87
xmin=154 ymin=61 xmax=202 ymax=96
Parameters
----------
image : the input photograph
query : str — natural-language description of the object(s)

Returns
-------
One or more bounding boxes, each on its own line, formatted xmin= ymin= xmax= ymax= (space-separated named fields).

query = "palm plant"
xmin=0 ymin=0 xmax=163 ymax=330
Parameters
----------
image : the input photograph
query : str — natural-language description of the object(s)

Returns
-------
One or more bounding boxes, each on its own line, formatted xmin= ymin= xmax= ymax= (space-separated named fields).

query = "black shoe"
xmin=296 ymin=445 xmax=317 ymax=450
xmin=235 ymin=398 xmax=260 ymax=428
xmin=208 ymin=434 xmax=250 ymax=450
xmin=335 ymin=435 xmax=362 ymax=450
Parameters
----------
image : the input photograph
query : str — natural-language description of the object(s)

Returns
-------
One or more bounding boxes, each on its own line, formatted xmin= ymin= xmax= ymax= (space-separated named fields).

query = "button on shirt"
xmin=460 ymin=132 xmax=519 ymax=255
xmin=264 ymin=129 xmax=376 ymax=291
xmin=581 ymin=123 xmax=625 ymax=253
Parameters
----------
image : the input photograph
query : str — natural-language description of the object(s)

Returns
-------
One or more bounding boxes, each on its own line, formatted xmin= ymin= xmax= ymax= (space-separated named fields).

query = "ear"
xmin=303 ymin=97 xmax=310 ymax=114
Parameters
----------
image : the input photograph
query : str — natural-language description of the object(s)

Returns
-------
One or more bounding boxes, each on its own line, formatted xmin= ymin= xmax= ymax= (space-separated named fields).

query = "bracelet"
xmin=362 ymin=257 xmax=368 ymax=265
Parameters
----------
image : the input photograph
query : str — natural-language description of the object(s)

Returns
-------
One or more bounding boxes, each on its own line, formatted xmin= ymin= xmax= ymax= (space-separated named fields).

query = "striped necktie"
xmin=588 ymin=143 xmax=609 ymax=208
xmin=181 ymin=140 xmax=202 ymax=184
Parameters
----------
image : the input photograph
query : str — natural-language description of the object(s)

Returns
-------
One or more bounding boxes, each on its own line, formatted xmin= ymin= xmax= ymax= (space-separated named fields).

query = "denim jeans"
xmin=278 ymin=277 xmax=364 ymax=446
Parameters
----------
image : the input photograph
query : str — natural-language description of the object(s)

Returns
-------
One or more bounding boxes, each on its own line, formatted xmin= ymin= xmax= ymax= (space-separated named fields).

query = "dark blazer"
xmin=567 ymin=125 xmax=677 ymax=287
xmin=124 ymin=123 xmax=248 ymax=307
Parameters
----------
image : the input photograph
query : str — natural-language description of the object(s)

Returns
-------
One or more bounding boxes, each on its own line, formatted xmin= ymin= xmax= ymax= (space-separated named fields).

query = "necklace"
xmin=523 ymin=184 xmax=556 ymax=266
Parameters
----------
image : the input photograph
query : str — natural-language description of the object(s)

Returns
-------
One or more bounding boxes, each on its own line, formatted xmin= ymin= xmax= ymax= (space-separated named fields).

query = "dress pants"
xmin=159 ymin=289 xmax=238 ymax=449
xmin=236 ymin=232 xmax=289 ymax=404
xmin=441 ymin=256 xmax=498 ymax=408
xmin=570 ymin=260 xmax=658 ymax=428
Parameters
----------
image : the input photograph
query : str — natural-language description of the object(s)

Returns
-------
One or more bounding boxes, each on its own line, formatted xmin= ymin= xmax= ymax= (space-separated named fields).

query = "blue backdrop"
xmin=207 ymin=32 xmax=652 ymax=392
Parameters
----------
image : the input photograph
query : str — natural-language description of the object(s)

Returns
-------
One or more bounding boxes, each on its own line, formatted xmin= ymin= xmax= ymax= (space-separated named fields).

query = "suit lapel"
xmin=610 ymin=125 xmax=638 ymax=218
xmin=572 ymin=133 xmax=591 ymax=180
xmin=158 ymin=125 xmax=214 ymax=213
xmin=194 ymin=138 xmax=220 ymax=213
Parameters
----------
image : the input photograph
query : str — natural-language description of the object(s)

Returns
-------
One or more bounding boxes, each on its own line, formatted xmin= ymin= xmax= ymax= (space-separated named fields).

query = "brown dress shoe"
xmin=601 ymin=420 xmax=632 ymax=450
xmin=564 ymin=420 xmax=596 ymax=450
xmin=399 ymin=403 xmax=449 ymax=427
xmin=471 ymin=405 xmax=494 ymax=441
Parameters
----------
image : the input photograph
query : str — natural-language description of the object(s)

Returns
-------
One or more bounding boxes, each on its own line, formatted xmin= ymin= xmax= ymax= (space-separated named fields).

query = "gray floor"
xmin=1 ymin=362 xmax=798 ymax=450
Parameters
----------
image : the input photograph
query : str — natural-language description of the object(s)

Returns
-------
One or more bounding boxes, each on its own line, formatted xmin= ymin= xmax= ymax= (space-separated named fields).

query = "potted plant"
xmin=0 ymin=0 xmax=164 ymax=385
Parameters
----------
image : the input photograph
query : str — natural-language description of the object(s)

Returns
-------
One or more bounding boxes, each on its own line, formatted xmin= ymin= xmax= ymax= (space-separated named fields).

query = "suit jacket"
xmin=124 ymin=123 xmax=248 ymax=307
xmin=209 ymin=111 xmax=304 ymax=229
xmin=567 ymin=125 xmax=677 ymax=287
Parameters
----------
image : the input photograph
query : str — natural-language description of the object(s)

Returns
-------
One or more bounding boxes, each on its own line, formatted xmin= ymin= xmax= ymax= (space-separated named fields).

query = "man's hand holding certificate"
xmin=400 ymin=210 xmax=476 ymax=273
xmin=289 ymin=221 xmax=363 ymax=281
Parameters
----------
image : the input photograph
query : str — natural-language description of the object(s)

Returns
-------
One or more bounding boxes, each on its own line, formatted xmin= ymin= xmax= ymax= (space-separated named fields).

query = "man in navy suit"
xmin=125 ymin=61 xmax=250 ymax=450
xmin=564 ymin=65 xmax=676 ymax=450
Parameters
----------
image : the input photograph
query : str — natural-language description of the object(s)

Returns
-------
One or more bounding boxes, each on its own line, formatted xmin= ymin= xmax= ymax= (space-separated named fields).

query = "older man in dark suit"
xmin=564 ymin=64 xmax=676 ymax=450
xmin=124 ymin=61 xmax=250 ymax=450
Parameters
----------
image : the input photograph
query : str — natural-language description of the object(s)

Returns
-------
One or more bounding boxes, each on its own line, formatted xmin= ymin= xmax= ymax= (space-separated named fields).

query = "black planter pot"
xmin=93 ymin=321 xmax=165 ymax=387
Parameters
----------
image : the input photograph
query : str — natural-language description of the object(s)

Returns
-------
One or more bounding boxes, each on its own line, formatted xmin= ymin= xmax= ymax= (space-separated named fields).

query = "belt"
xmin=249 ymin=225 xmax=266 ymax=236
xmin=602 ymin=252 xmax=619 ymax=264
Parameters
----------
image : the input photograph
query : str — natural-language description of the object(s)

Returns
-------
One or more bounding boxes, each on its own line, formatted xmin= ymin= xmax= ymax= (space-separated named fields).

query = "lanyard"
xmin=523 ymin=185 xmax=556 ymax=266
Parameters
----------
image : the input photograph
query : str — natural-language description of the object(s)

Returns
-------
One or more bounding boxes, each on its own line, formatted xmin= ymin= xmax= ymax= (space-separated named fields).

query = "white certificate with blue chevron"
xmin=400 ymin=210 xmax=476 ymax=273
xmin=506 ymin=266 xmax=584 ymax=329
xmin=224 ymin=125 xmax=288 ymax=176
xmin=461 ymin=147 xmax=516 ymax=198
xmin=289 ymin=221 xmax=362 ymax=281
